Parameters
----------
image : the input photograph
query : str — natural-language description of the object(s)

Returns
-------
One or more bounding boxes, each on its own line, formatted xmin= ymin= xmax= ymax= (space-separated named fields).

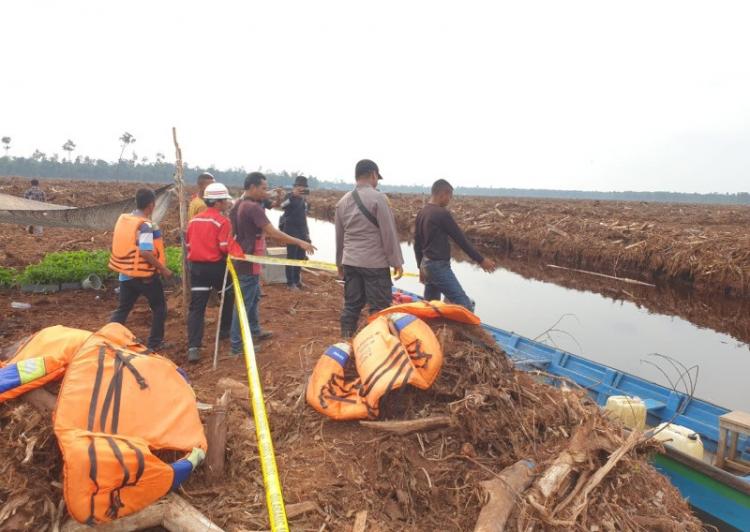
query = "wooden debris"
xmin=359 ymin=415 xmax=453 ymax=435
xmin=205 ymin=390 xmax=231 ymax=482
xmin=546 ymin=264 xmax=656 ymax=287
xmin=286 ymin=500 xmax=321 ymax=519
xmin=474 ymin=460 xmax=535 ymax=532
xmin=61 ymin=493 xmax=224 ymax=532
xmin=352 ymin=509 xmax=368 ymax=532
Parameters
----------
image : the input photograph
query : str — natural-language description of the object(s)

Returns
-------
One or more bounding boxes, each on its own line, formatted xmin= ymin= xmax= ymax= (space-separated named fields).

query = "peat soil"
xmin=0 ymin=273 xmax=703 ymax=531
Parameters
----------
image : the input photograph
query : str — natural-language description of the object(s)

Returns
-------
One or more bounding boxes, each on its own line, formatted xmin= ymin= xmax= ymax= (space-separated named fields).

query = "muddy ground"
xmin=309 ymin=190 xmax=750 ymax=298
xmin=0 ymin=177 xmax=709 ymax=530
xmin=0 ymin=275 xmax=702 ymax=531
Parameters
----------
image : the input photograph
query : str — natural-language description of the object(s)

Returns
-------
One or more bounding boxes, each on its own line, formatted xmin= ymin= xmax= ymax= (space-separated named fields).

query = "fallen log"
xmin=474 ymin=460 xmax=535 ymax=532
xmin=61 ymin=493 xmax=224 ymax=532
xmin=359 ymin=415 xmax=453 ymax=435
xmin=205 ymin=390 xmax=231 ymax=482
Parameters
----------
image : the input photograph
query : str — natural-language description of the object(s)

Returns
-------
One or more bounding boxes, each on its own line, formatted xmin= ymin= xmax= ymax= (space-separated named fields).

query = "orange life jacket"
xmin=305 ymin=343 xmax=369 ymax=421
xmin=108 ymin=213 xmax=166 ymax=278
xmin=388 ymin=312 xmax=443 ymax=389
xmin=52 ymin=323 xmax=207 ymax=524
xmin=307 ymin=314 xmax=444 ymax=420
xmin=0 ymin=325 xmax=92 ymax=403
xmin=370 ymin=300 xmax=481 ymax=325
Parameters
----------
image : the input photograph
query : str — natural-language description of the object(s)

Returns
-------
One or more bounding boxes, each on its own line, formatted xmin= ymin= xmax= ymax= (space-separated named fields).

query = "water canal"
xmin=269 ymin=211 xmax=750 ymax=412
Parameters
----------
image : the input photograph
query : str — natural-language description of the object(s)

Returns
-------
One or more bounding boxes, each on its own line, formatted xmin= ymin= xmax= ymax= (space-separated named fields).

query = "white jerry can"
xmin=653 ymin=423 xmax=705 ymax=460
xmin=604 ymin=395 xmax=647 ymax=430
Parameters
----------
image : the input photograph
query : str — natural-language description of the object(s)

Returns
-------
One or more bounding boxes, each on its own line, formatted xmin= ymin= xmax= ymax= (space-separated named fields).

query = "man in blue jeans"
xmin=414 ymin=179 xmax=496 ymax=311
xmin=229 ymin=172 xmax=316 ymax=355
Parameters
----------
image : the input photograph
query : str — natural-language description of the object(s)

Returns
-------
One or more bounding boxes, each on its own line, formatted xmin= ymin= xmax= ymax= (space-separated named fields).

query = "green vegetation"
xmin=12 ymin=248 xmax=183 ymax=286
xmin=0 ymin=266 xmax=18 ymax=287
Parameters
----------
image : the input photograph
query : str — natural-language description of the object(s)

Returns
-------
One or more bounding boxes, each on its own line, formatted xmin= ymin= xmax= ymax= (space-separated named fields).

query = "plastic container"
xmin=604 ymin=395 xmax=646 ymax=430
xmin=10 ymin=302 xmax=32 ymax=310
xmin=261 ymin=247 xmax=288 ymax=285
xmin=653 ymin=423 xmax=704 ymax=460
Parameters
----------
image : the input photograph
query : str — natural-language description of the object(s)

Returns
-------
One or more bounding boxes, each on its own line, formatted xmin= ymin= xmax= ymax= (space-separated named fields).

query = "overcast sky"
xmin=4 ymin=1 xmax=750 ymax=192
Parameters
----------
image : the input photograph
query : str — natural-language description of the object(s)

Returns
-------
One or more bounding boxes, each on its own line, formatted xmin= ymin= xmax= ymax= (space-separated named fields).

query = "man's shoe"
xmin=150 ymin=341 xmax=175 ymax=352
xmin=187 ymin=347 xmax=201 ymax=363
xmin=287 ymin=284 xmax=300 ymax=291
xmin=230 ymin=343 xmax=260 ymax=356
xmin=255 ymin=330 xmax=273 ymax=341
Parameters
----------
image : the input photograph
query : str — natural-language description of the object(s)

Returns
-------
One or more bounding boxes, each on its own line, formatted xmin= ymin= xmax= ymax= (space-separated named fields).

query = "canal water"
xmin=268 ymin=211 xmax=750 ymax=411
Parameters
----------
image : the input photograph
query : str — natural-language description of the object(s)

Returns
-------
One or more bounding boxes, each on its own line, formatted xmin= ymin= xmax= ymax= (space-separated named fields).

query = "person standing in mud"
xmin=109 ymin=188 xmax=173 ymax=350
xmin=229 ymin=172 xmax=316 ymax=354
xmin=335 ymin=159 xmax=403 ymax=338
xmin=23 ymin=178 xmax=46 ymax=236
xmin=414 ymin=179 xmax=496 ymax=311
xmin=279 ymin=175 xmax=311 ymax=290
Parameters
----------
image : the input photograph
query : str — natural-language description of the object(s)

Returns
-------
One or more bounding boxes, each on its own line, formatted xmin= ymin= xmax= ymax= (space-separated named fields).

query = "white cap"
xmin=203 ymin=182 xmax=232 ymax=201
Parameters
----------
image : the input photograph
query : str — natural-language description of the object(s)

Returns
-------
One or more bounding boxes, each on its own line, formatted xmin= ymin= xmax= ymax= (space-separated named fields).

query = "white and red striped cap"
xmin=203 ymin=182 xmax=232 ymax=200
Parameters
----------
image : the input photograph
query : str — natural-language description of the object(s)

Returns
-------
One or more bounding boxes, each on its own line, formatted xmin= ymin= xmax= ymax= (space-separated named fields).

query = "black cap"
xmin=293 ymin=175 xmax=309 ymax=187
xmin=355 ymin=159 xmax=383 ymax=180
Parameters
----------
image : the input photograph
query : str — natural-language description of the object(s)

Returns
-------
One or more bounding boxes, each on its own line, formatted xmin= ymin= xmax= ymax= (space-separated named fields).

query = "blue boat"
xmin=396 ymin=289 xmax=750 ymax=531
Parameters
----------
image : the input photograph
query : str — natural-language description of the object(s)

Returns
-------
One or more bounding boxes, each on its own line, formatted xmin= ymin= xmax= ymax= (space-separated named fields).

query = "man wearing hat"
xmin=279 ymin=175 xmax=311 ymax=289
xmin=335 ymin=159 xmax=404 ymax=338
xmin=185 ymin=182 xmax=241 ymax=362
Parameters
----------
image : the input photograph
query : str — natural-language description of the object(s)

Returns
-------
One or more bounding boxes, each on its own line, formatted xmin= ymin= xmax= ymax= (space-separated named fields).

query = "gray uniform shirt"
xmin=335 ymin=185 xmax=404 ymax=269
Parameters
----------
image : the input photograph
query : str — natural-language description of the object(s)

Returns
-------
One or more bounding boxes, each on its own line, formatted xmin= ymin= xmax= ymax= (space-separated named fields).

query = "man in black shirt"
xmin=414 ymin=179 xmax=496 ymax=311
xmin=279 ymin=175 xmax=311 ymax=289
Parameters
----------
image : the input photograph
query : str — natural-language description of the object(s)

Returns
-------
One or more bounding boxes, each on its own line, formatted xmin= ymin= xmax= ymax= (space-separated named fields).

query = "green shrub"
xmin=0 ymin=266 xmax=18 ymax=287
xmin=17 ymin=247 xmax=183 ymax=285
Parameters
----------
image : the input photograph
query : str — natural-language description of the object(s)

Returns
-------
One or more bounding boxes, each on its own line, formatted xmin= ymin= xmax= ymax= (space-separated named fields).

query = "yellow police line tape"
xmin=227 ymin=257 xmax=289 ymax=532
xmin=238 ymin=253 xmax=420 ymax=278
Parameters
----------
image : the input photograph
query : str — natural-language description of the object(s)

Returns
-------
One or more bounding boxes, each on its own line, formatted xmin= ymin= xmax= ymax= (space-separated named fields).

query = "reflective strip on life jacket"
xmin=370 ymin=300 xmax=481 ymax=325
xmin=0 ymin=325 xmax=91 ymax=403
xmin=108 ymin=214 xmax=166 ymax=278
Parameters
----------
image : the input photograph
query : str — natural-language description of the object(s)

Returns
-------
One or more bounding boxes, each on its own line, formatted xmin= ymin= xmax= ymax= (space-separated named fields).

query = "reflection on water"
xmin=269 ymin=211 xmax=750 ymax=411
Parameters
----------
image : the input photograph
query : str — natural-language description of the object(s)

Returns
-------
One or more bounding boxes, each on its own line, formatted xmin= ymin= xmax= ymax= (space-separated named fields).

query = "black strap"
xmin=99 ymin=356 xmax=123 ymax=433
xmin=115 ymin=350 xmax=148 ymax=390
xmin=122 ymin=439 xmax=145 ymax=485
xmin=86 ymin=439 xmax=100 ymax=525
xmin=352 ymin=189 xmax=379 ymax=228
xmin=87 ymin=347 xmax=106 ymax=431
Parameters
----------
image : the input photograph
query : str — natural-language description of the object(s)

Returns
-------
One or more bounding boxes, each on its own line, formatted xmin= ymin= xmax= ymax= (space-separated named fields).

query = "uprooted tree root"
xmin=0 ymin=321 xmax=704 ymax=531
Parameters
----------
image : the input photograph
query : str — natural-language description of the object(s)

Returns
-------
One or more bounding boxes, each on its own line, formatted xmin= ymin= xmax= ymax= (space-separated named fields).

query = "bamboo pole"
xmin=213 ymin=262 xmax=230 ymax=370
xmin=172 ymin=127 xmax=190 ymax=320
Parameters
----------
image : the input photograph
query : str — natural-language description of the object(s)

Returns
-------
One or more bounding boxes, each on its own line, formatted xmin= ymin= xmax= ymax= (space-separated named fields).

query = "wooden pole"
xmin=212 ymin=262 xmax=230 ymax=370
xmin=172 ymin=127 xmax=190 ymax=320
xmin=205 ymin=390 xmax=231 ymax=482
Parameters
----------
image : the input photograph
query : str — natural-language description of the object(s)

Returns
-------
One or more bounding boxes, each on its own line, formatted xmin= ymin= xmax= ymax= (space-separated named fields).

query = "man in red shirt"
xmin=185 ymin=182 xmax=241 ymax=363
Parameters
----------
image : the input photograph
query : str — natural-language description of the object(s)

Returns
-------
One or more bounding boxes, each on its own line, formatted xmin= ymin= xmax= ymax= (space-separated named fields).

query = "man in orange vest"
xmin=109 ymin=188 xmax=174 ymax=349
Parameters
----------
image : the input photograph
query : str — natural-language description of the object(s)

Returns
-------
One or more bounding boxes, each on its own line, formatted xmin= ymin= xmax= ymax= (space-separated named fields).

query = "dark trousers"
xmin=110 ymin=276 xmax=166 ymax=349
xmin=340 ymin=265 xmax=392 ymax=337
xmin=285 ymin=244 xmax=306 ymax=286
xmin=187 ymin=261 xmax=234 ymax=348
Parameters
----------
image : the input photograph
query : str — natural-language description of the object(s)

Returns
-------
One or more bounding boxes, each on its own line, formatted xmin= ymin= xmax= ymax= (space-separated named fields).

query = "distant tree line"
xmin=0 ymin=154 xmax=322 ymax=190
xmin=2 ymin=150 xmax=750 ymax=205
